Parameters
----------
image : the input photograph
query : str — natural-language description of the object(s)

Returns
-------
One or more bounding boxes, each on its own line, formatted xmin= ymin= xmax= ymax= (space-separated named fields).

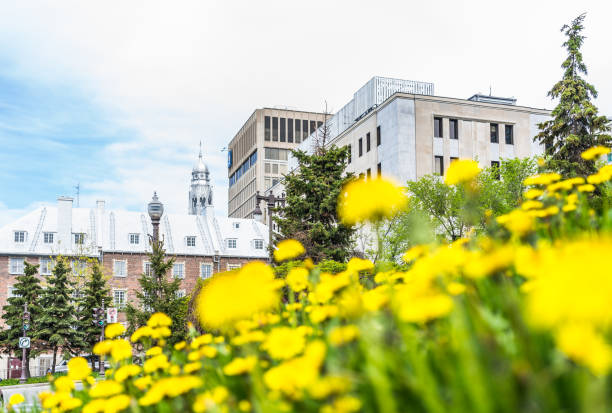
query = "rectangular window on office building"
xmin=491 ymin=160 xmax=501 ymax=179
xmin=505 ymin=125 xmax=514 ymax=145
xmin=302 ymin=120 xmax=308 ymax=140
xmin=347 ymin=145 xmax=352 ymax=164
xmin=377 ymin=162 xmax=381 ymax=177
xmin=367 ymin=168 xmax=371 ymax=179
xmin=359 ymin=138 xmax=363 ymax=157
xmin=490 ymin=123 xmax=499 ymax=143
xmin=434 ymin=156 xmax=444 ymax=175
xmin=280 ymin=118 xmax=286 ymax=142
xmin=310 ymin=120 xmax=316 ymax=136
xmin=434 ymin=117 xmax=443 ymax=138
xmin=377 ymin=126 xmax=381 ymax=146
xmin=200 ymin=263 xmax=213 ymax=280
xmin=449 ymin=119 xmax=458 ymax=139
xmin=264 ymin=116 xmax=271 ymax=141
xmin=288 ymin=118 xmax=294 ymax=143
xmin=173 ymin=263 xmax=185 ymax=279
xmin=366 ymin=132 xmax=371 ymax=152
xmin=272 ymin=117 xmax=278 ymax=141
xmin=295 ymin=119 xmax=301 ymax=144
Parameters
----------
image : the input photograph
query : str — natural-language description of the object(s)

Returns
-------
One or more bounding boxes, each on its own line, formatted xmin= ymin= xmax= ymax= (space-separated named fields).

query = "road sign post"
xmin=19 ymin=303 xmax=29 ymax=384
xmin=93 ymin=305 xmax=106 ymax=376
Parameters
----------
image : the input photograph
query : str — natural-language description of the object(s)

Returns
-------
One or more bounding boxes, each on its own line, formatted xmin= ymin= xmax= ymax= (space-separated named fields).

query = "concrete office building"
xmin=227 ymin=108 xmax=327 ymax=219
xmin=291 ymin=76 xmax=550 ymax=186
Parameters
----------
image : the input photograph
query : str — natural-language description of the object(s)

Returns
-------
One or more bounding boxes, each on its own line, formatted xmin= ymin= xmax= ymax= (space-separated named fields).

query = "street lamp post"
xmin=253 ymin=191 xmax=286 ymax=250
xmin=147 ymin=192 xmax=164 ymax=243
xmin=19 ymin=303 xmax=29 ymax=384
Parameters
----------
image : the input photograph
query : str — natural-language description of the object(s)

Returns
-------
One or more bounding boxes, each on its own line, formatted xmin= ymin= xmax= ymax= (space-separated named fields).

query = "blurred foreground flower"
xmin=581 ymin=145 xmax=610 ymax=160
xmin=274 ymin=239 xmax=306 ymax=262
xmin=338 ymin=177 xmax=407 ymax=225
xmin=444 ymin=159 xmax=480 ymax=185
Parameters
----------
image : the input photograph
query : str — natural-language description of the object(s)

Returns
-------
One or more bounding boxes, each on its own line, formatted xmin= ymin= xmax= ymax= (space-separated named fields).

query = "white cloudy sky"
xmin=0 ymin=0 xmax=611 ymax=227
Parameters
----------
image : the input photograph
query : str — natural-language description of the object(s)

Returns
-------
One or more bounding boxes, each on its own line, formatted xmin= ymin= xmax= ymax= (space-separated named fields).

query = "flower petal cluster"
xmin=444 ymin=159 xmax=480 ymax=185
xmin=338 ymin=177 xmax=407 ymax=225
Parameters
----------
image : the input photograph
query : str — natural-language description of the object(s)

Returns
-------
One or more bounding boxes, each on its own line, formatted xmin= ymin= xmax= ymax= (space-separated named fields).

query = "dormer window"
xmin=14 ymin=231 xmax=26 ymax=243
xmin=227 ymin=239 xmax=237 ymax=249
xmin=233 ymin=222 xmax=240 ymax=229
xmin=186 ymin=236 xmax=196 ymax=247
xmin=254 ymin=239 xmax=264 ymax=250
xmin=43 ymin=232 xmax=54 ymax=244
xmin=129 ymin=233 xmax=140 ymax=245
xmin=74 ymin=233 xmax=85 ymax=245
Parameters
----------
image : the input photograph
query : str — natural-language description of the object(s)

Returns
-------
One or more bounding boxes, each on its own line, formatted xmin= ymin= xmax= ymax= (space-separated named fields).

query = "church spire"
xmin=188 ymin=142 xmax=213 ymax=215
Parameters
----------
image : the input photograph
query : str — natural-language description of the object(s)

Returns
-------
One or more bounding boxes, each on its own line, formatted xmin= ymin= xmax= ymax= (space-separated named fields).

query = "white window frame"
xmin=13 ymin=231 xmax=26 ymax=243
xmin=43 ymin=232 xmax=54 ymax=244
xmin=113 ymin=289 xmax=127 ymax=309
xmin=200 ymin=263 xmax=213 ymax=280
xmin=71 ymin=260 xmax=87 ymax=275
xmin=113 ymin=259 xmax=128 ymax=277
xmin=172 ymin=262 xmax=185 ymax=279
xmin=254 ymin=239 xmax=264 ymax=250
xmin=74 ymin=233 xmax=85 ymax=245
xmin=186 ymin=236 xmax=196 ymax=247
xmin=9 ymin=258 xmax=24 ymax=275
xmin=143 ymin=261 xmax=152 ymax=277
xmin=233 ymin=222 xmax=240 ymax=229
xmin=129 ymin=233 xmax=140 ymax=245
xmin=227 ymin=263 xmax=241 ymax=271
xmin=7 ymin=286 xmax=19 ymax=299
xmin=40 ymin=258 xmax=54 ymax=276
xmin=177 ymin=289 xmax=186 ymax=298
xmin=227 ymin=238 xmax=237 ymax=249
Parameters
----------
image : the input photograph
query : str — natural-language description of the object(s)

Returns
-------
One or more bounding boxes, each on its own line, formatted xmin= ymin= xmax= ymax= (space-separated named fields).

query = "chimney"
xmin=96 ymin=200 xmax=105 ymax=212
xmin=57 ymin=197 xmax=73 ymax=252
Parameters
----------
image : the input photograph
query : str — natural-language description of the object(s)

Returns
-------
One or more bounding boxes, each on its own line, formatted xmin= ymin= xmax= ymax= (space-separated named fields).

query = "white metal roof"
xmin=0 ymin=203 xmax=269 ymax=258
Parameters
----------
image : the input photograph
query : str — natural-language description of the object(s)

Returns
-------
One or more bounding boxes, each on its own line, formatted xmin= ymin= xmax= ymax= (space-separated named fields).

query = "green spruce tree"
xmin=38 ymin=257 xmax=80 ymax=372
xmin=0 ymin=261 xmax=43 ymax=378
xmin=125 ymin=239 xmax=188 ymax=345
xmin=535 ymin=13 xmax=611 ymax=177
xmin=275 ymin=145 xmax=356 ymax=262
xmin=75 ymin=263 xmax=112 ymax=367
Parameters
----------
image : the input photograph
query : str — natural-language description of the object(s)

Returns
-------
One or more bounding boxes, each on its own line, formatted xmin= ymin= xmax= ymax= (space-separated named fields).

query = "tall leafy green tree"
xmin=125 ymin=239 xmax=188 ymax=344
xmin=0 ymin=261 xmax=43 ymax=378
xmin=535 ymin=13 xmax=611 ymax=177
xmin=275 ymin=145 xmax=356 ymax=262
xmin=75 ymin=263 xmax=112 ymax=365
xmin=38 ymin=258 xmax=80 ymax=372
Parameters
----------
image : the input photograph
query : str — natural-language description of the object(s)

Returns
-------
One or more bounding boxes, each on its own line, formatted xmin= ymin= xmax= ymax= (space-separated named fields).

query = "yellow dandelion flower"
xmin=110 ymin=339 xmax=133 ymax=361
xmin=286 ymin=267 xmax=310 ymax=292
xmin=521 ymin=200 xmax=544 ymax=210
xmin=447 ymin=282 xmax=467 ymax=295
xmin=578 ymin=184 xmax=596 ymax=192
xmin=581 ymin=145 xmax=611 ymax=160
xmin=524 ymin=188 xmax=544 ymax=199
xmin=60 ymin=396 xmax=83 ymax=411
xmin=329 ymin=325 xmax=360 ymax=346
xmin=114 ymin=364 xmax=141 ymax=382
xmin=223 ymin=356 xmax=258 ymax=375
xmin=105 ymin=395 xmax=131 ymax=413
xmin=67 ymin=357 xmax=91 ymax=381
xmin=402 ymin=245 xmax=428 ymax=263
xmin=238 ymin=400 xmax=252 ymax=412
xmin=262 ymin=327 xmax=306 ymax=360
xmin=321 ymin=395 xmax=362 ymax=413
xmin=524 ymin=173 xmax=561 ymax=186
xmin=144 ymin=354 xmax=170 ymax=373
xmin=146 ymin=346 xmax=163 ymax=357
xmin=174 ymin=341 xmax=186 ymax=350
xmin=93 ymin=339 xmax=113 ymax=355
xmin=105 ymin=323 xmax=126 ymax=339
xmin=556 ymin=323 xmax=612 ymax=376
xmin=54 ymin=376 xmax=74 ymax=392
xmin=130 ymin=326 xmax=154 ymax=342
xmin=89 ymin=379 xmax=123 ymax=398
xmin=197 ymin=261 xmax=281 ymax=329
xmin=133 ymin=375 xmax=153 ymax=390
xmin=338 ymin=177 xmax=407 ymax=224
xmin=273 ymin=239 xmax=306 ymax=262
xmin=8 ymin=393 xmax=25 ymax=406
xmin=496 ymin=210 xmax=534 ymax=236
xmin=444 ymin=159 xmax=480 ymax=185
xmin=184 ymin=362 xmax=202 ymax=373
xmin=147 ymin=312 xmax=172 ymax=328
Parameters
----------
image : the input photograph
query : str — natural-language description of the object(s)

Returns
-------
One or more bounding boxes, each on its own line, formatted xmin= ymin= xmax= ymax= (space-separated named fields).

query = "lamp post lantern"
xmin=254 ymin=191 xmax=286 ymax=251
xmin=148 ymin=192 xmax=164 ymax=242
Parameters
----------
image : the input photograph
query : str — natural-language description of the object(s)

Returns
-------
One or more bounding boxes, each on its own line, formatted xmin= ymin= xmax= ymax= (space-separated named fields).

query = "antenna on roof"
xmin=489 ymin=85 xmax=492 ymax=96
xmin=74 ymin=183 xmax=80 ymax=207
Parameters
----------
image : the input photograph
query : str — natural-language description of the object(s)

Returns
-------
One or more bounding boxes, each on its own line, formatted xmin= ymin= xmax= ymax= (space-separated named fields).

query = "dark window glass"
xmin=449 ymin=119 xmax=458 ymax=139
xmin=505 ymin=125 xmax=514 ymax=145
xmin=280 ymin=118 xmax=286 ymax=142
xmin=317 ymin=121 xmax=323 ymax=129
xmin=295 ymin=119 xmax=301 ymax=143
xmin=434 ymin=117 xmax=443 ymax=138
xmin=434 ymin=156 xmax=444 ymax=175
xmin=347 ymin=145 xmax=352 ymax=164
xmin=377 ymin=162 xmax=382 ymax=177
xmin=272 ymin=117 xmax=278 ymax=141
xmin=366 ymin=133 xmax=371 ymax=152
xmin=491 ymin=160 xmax=500 ymax=179
xmin=377 ymin=126 xmax=381 ymax=146
xmin=359 ymin=138 xmax=363 ymax=157
xmin=302 ymin=120 xmax=308 ymax=140
xmin=288 ymin=119 xmax=294 ymax=143
xmin=367 ymin=168 xmax=371 ymax=179
xmin=490 ymin=123 xmax=499 ymax=143
xmin=450 ymin=157 xmax=458 ymax=164
xmin=310 ymin=120 xmax=316 ymax=136
xmin=264 ymin=116 xmax=271 ymax=141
